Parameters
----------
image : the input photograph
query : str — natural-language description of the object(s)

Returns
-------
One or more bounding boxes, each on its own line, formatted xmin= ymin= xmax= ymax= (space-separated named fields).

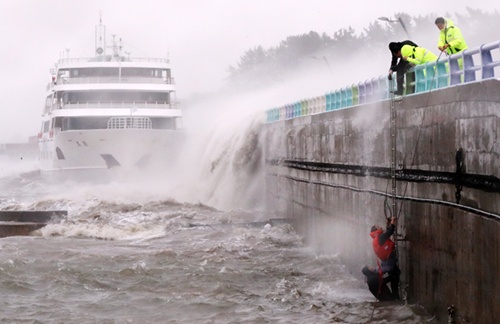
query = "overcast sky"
xmin=1 ymin=0 xmax=499 ymax=142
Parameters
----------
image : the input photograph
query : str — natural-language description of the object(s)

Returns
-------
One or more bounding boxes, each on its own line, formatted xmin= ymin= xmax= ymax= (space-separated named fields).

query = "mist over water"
xmin=2 ymin=4 xmax=499 ymax=321
xmin=0 ymin=86 xmax=439 ymax=323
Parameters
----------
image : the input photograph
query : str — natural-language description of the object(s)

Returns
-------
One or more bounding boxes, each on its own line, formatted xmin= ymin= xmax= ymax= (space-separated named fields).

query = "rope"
xmin=275 ymin=173 xmax=500 ymax=221
xmin=369 ymin=305 xmax=376 ymax=322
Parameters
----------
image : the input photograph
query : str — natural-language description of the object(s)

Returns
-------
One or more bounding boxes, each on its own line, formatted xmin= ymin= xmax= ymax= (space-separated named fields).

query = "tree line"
xmin=226 ymin=8 xmax=500 ymax=89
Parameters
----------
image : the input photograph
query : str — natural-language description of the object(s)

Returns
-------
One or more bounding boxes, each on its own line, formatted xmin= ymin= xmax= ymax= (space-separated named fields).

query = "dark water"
xmin=0 ymin=113 xmax=436 ymax=323
xmin=0 ymin=175 xmax=436 ymax=323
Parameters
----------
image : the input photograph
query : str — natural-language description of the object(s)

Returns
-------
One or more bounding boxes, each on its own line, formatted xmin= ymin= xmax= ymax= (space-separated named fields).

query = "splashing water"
xmin=0 ymin=91 xmax=437 ymax=323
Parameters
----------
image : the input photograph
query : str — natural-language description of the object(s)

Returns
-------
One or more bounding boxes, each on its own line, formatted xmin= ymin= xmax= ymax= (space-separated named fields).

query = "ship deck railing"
xmin=45 ymin=101 xmax=177 ymax=112
xmin=265 ymin=40 xmax=500 ymax=123
xmin=57 ymin=57 xmax=170 ymax=64
xmin=46 ymin=76 xmax=175 ymax=90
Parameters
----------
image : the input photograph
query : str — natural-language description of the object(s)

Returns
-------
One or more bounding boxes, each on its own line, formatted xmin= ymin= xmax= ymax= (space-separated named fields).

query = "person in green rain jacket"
xmin=435 ymin=17 xmax=468 ymax=55
xmin=401 ymin=45 xmax=438 ymax=65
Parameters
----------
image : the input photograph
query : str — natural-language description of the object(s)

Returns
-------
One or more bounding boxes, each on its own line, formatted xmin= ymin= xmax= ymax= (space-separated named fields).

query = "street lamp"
xmin=309 ymin=55 xmax=333 ymax=75
xmin=378 ymin=16 xmax=411 ymax=39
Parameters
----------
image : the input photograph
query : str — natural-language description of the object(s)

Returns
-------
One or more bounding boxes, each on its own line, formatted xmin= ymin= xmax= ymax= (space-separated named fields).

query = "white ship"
xmin=38 ymin=19 xmax=182 ymax=175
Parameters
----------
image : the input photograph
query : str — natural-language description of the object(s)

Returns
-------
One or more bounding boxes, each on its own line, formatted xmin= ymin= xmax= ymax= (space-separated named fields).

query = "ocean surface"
xmin=0 ymin=108 xmax=437 ymax=323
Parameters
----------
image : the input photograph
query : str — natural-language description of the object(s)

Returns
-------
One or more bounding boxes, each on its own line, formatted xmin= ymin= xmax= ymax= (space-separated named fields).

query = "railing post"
xmin=364 ymin=80 xmax=372 ymax=102
xmin=387 ymin=77 xmax=394 ymax=98
xmin=352 ymin=84 xmax=359 ymax=105
xmin=346 ymin=86 xmax=353 ymax=106
xmin=372 ymin=78 xmax=382 ymax=100
xmin=301 ymin=100 xmax=307 ymax=116
xmin=335 ymin=91 xmax=340 ymax=110
xmin=449 ymin=53 xmax=462 ymax=85
xmin=436 ymin=59 xmax=449 ymax=88
xmin=340 ymin=88 xmax=347 ymax=108
xmin=358 ymin=82 xmax=365 ymax=104
xmin=414 ymin=65 xmax=423 ymax=93
xmin=463 ymin=49 xmax=476 ymax=83
xmin=405 ymin=68 xmax=415 ymax=95
xmin=425 ymin=63 xmax=433 ymax=91
xmin=481 ymin=42 xmax=494 ymax=79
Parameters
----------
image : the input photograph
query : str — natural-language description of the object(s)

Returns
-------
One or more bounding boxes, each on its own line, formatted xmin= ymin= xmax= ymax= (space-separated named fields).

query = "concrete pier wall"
xmin=264 ymin=79 xmax=500 ymax=323
xmin=0 ymin=210 xmax=67 ymax=238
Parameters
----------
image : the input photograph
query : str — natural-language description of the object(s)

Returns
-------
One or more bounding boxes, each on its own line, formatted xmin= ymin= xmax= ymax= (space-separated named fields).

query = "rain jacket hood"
xmin=443 ymin=18 xmax=455 ymax=28
xmin=370 ymin=228 xmax=383 ymax=239
xmin=437 ymin=18 xmax=468 ymax=54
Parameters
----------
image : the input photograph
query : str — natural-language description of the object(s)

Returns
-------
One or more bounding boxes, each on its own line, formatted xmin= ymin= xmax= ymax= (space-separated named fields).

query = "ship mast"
xmin=95 ymin=14 xmax=106 ymax=57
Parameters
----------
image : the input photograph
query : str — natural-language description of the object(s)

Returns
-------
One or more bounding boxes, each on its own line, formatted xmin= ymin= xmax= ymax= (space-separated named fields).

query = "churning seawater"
xmin=0 ymin=170 xmax=437 ymax=324
xmin=0 ymin=108 xmax=436 ymax=323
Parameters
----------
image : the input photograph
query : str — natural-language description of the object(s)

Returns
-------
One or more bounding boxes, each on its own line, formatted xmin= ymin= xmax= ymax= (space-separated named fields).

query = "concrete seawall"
xmin=264 ymin=79 xmax=500 ymax=323
xmin=0 ymin=210 xmax=67 ymax=238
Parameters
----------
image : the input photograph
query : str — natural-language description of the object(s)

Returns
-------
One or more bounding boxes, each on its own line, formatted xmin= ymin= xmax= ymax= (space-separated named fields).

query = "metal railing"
xmin=46 ymin=76 xmax=175 ymax=90
xmin=107 ymin=117 xmax=152 ymax=129
xmin=266 ymin=40 xmax=500 ymax=123
xmin=53 ymin=101 xmax=173 ymax=110
xmin=62 ymin=76 xmax=174 ymax=85
xmin=57 ymin=57 xmax=170 ymax=64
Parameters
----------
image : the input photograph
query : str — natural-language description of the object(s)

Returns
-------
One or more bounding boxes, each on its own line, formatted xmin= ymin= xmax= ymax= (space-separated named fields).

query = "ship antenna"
xmin=95 ymin=13 xmax=106 ymax=57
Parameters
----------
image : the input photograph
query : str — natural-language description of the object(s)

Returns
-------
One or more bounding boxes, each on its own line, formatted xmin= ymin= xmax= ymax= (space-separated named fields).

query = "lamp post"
xmin=309 ymin=55 xmax=333 ymax=75
xmin=378 ymin=16 xmax=411 ymax=39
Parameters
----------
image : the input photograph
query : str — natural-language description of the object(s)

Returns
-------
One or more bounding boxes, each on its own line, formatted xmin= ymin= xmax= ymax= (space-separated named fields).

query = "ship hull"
xmin=38 ymin=129 xmax=182 ymax=174
xmin=37 ymin=20 xmax=182 ymax=181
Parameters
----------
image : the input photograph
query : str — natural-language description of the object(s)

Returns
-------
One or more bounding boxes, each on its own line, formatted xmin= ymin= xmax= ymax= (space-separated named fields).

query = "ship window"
xmin=58 ymin=69 xmax=70 ymax=82
xmin=53 ymin=117 xmax=64 ymax=130
xmin=45 ymin=97 xmax=52 ymax=110
xmin=66 ymin=67 xmax=169 ymax=79
xmin=43 ymin=121 xmax=50 ymax=133
xmin=59 ymin=69 xmax=70 ymax=77
xmin=121 ymin=68 xmax=144 ymax=77
xmin=61 ymin=117 xmax=109 ymax=130
xmin=70 ymin=68 xmax=119 ymax=77
xmin=77 ymin=117 xmax=107 ymax=130
xmin=65 ymin=91 xmax=170 ymax=103
xmin=151 ymin=117 xmax=174 ymax=130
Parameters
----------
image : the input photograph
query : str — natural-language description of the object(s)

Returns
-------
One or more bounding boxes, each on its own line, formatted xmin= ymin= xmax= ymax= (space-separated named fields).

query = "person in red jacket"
xmin=370 ymin=217 xmax=400 ymax=300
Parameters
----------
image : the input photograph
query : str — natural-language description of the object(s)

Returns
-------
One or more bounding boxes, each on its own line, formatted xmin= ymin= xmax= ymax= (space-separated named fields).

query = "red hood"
xmin=370 ymin=228 xmax=383 ymax=238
